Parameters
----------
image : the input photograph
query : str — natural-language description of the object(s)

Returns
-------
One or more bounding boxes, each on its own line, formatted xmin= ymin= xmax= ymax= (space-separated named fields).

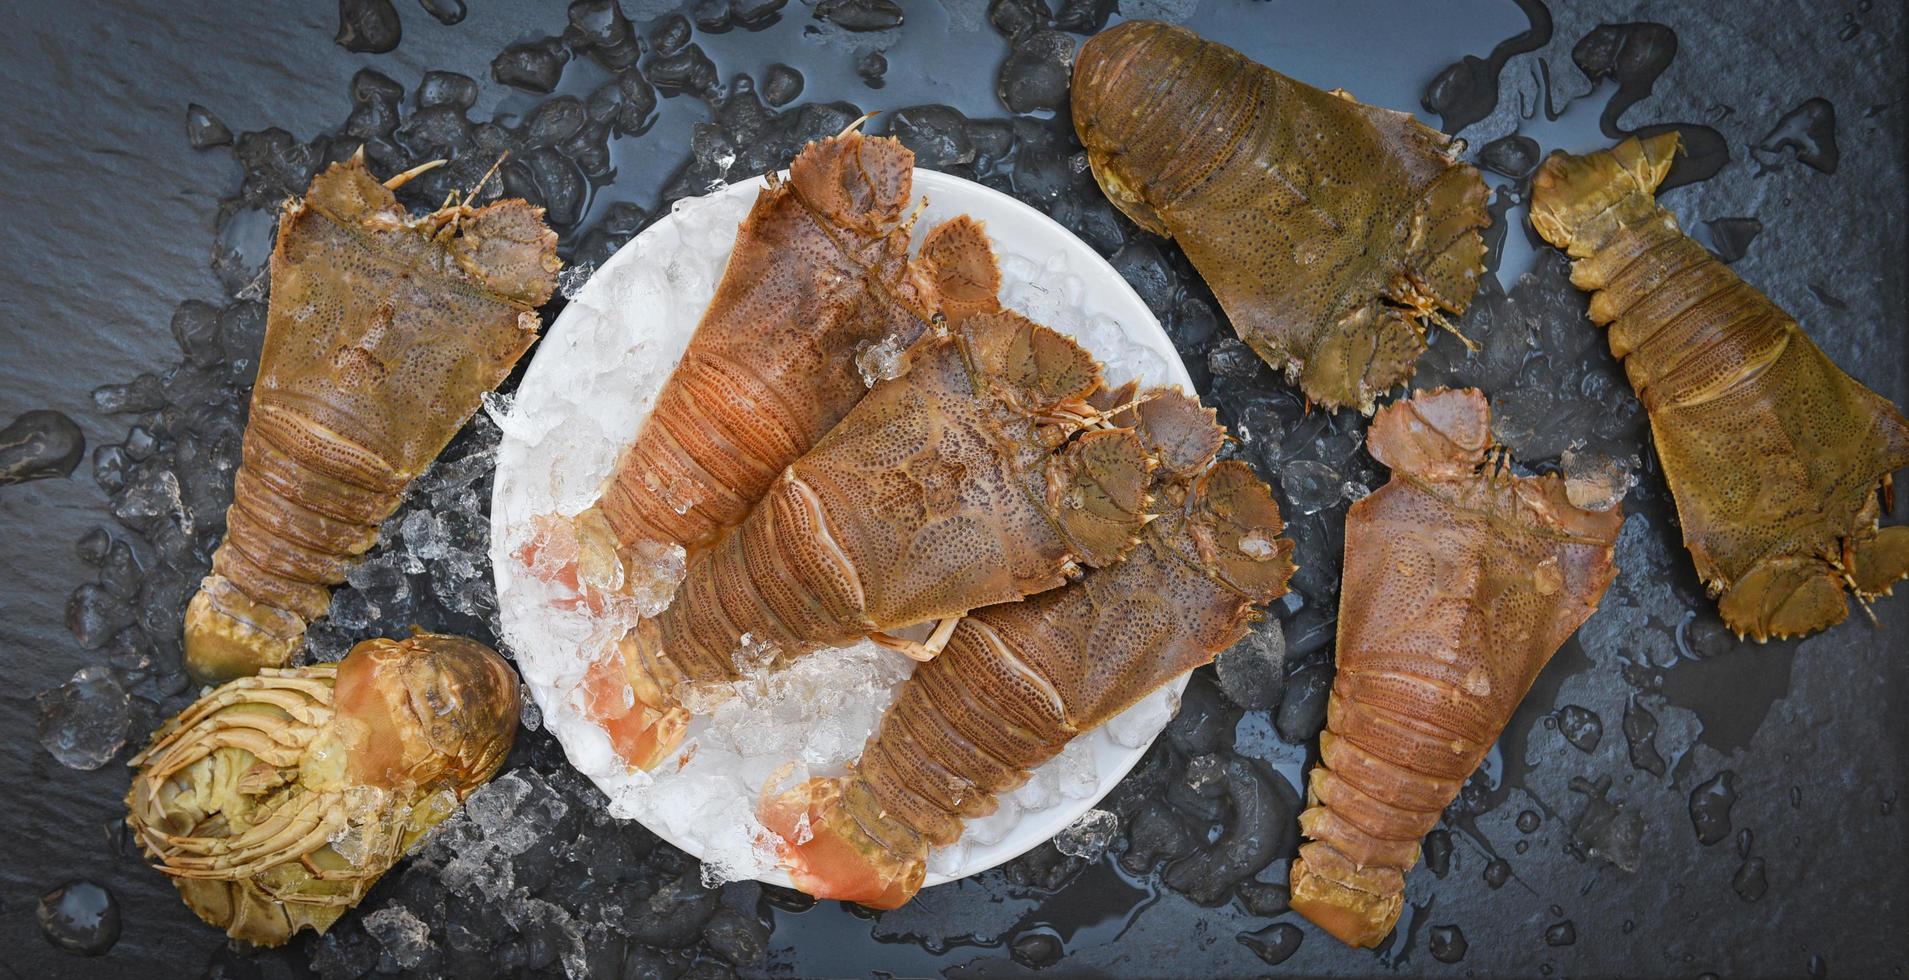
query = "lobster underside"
xmin=127 ymin=634 xmax=519 ymax=945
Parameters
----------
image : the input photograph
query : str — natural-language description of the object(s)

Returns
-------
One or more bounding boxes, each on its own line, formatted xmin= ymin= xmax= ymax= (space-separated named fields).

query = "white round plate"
xmin=490 ymin=168 xmax=1195 ymax=892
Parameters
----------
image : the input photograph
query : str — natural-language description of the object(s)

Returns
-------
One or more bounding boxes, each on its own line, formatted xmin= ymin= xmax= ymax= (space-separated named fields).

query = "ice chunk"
xmin=927 ymin=839 xmax=970 ymax=878
xmin=361 ymin=906 xmax=432 ymax=970
xmin=556 ymin=263 xmax=596 ymax=300
xmin=1106 ymin=687 xmax=1180 ymax=749
xmin=36 ymin=667 xmax=131 ymax=771
xmin=1053 ymin=808 xmax=1118 ymax=860
xmin=327 ymin=785 xmax=393 ymax=868
xmin=1279 ymin=458 xmax=1343 ymax=516
xmin=854 ymin=334 xmax=910 ymax=388
xmin=482 ymin=390 xmax=561 ymax=446
xmin=965 ymin=796 xmax=1023 ymax=846
xmin=1054 ymin=739 xmax=1100 ymax=801
xmin=518 ymin=683 xmax=542 ymax=732
xmin=1012 ymin=762 xmax=1062 ymax=810
xmin=1562 ymin=445 xmax=1636 ymax=512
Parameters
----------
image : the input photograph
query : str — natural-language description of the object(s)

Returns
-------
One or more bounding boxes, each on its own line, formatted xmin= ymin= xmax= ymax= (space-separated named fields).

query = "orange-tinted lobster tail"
xmin=1290 ymin=389 xmax=1621 ymax=947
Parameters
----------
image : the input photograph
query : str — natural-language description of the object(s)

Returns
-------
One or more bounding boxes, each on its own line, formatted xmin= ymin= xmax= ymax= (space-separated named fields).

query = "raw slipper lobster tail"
xmin=184 ymin=152 xmax=559 ymax=683
xmin=762 ymin=391 xmax=1295 ymax=907
xmin=585 ymin=310 xmax=1156 ymax=772
xmin=1289 ymin=389 xmax=1621 ymax=947
xmin=125 ymin=632 xmax=519 ymax=946
xmin=548 ymin=129 xmax=1005 ymax=606
xmin=1071 ymin=20 xmax=1490 ymax=413
xmin=1529 ymin=133 xmax=1909 ymax=640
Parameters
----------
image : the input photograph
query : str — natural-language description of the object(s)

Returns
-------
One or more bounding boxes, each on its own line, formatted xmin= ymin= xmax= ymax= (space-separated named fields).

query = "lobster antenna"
xmin=837 ymin=111 xmax=878 ymax=138
xmin=462 ymin=151 xmax=510 ymax=209
xmin=383 ymin=159 xmax=448 ymax=191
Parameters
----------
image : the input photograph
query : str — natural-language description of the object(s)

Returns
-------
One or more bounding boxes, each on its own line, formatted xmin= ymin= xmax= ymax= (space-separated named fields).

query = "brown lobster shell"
xmin=582 ymin=131 xmax=977 ymax=561
xmin=1072 ymin=20 xmax=1489 ymax=413
xmin=582 ymin=310 xmax=1156 ymax=770
xmin=1530 ymin=134 xmax=1909 ymax=640
xmin=1290 ymin=388 xmax=1620 ymax=947
xmin=761 ymin=391 xmax=1295 ymax=908
xmin=184 ymin=154 xmax=558 ymax=683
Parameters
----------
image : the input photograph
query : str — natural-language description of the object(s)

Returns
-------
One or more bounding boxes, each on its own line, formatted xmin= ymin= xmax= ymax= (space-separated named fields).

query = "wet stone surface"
xmin=0 ymin=0 xmax=1904 ymax=977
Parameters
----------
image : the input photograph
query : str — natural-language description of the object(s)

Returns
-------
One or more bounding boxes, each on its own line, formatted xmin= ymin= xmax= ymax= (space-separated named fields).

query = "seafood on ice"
xmin=543 ymin=129 xmax=1003 ymax=610
xmin=1289 ymin=388 xmax=1621 ymax=947
xmin=1072 ymin=20 xmax=1490 ymax=413
xmin=1530 ymin=134 xmax=1909 ymax=640
xmin=126 ymin=633 xmax=519 ymax=945
xmin=185 ymin=152 xmax=559 ymax=683
xmin=758 ymin=388 xmax=1295 ymax=907
xmin=583 ymin=309 xmax=1156 ymax=770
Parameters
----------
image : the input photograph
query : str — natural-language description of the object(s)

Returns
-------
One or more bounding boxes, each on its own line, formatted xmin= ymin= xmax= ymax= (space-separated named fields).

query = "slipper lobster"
xmin=1072 ymin=20 xmax=1490 ymax=413
xmin=184 ymin=152 xmax=559 ymax=683
xmin=557 ymin=130 xmax=1004 ymax=602
xmin=1530 ymin=134 xmax=1909 ymax=640
xmin=1289 ymin=388 xmax=1621 ymax=947
xmin=759 ymin=390 xmax=1294 ymax=908
xmin=583 ymin=310 xmax=1155 ymax=770
xmin=126 ymin=632 xmax=519 ymax=946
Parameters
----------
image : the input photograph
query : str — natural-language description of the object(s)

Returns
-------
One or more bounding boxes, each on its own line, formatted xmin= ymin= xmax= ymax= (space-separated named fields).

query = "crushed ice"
xmin=35 ymin=666 xmax=131 ymax=771
xmin=1053 ymin=808 xmax=1119 ymax=860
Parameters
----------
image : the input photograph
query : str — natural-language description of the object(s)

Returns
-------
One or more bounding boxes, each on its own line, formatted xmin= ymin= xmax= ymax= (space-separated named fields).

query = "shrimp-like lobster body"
xmin=1530 ymin=135 xmax=1909 ymax=640
xmin=1291 ymin=389 xmax=1621 ymax=947
xmin=127 ymin=633 xmax=518 ymax=946
xmin=1072 ymin=20 xmax=1489 ymax=413
xmin=760 ymin=391 xmax=1295 ymax=908
xmin=586 ymin=311 xmax=1156 ymax=770
xmin=184 ymin=154 xmax=559 ymax=683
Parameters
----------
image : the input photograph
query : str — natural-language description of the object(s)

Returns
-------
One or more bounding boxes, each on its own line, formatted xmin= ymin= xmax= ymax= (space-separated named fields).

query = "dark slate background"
xmin=1 ymin=1 xmax=1904 ymax=977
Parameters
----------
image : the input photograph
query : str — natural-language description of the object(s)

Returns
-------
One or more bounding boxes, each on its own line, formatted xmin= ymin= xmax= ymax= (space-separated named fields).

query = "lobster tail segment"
xmin=760 ymin=776 xmax=924 ymax=911
xmin=1187 ymin=459 xmax=1297 ymax=601
xmin=959 ymin=310 xmax=1105 ymax=415
xmin=1045 ymin=429 xmax=1154 ymax=567
xmin=1529 ymin=131 xmax=1680 ymax=258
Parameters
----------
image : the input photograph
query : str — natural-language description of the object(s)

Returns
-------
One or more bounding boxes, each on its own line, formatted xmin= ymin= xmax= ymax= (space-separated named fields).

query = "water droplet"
xmin=37 ymin=881 xmax=120 ymax=956
xmin=1732 ymin=856 xmax=1768 ymax=902
xmin=1429 ymin=923 xmax=1468 ymax=963
xmin=1688 ymin=770 xmax=1739 ymax=846
xmin=1556 ymin=704 xmax=1603 ymax=752
xmin=1238 ymin=922 xmax=1303 ymax=966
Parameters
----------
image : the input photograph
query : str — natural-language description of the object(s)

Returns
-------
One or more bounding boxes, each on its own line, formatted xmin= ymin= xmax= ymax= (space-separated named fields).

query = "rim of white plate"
xmin=490 ymin=167 xmax=1195 ymax=891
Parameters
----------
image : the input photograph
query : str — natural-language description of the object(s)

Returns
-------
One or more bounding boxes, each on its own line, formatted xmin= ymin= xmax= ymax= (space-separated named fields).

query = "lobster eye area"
xmin=490 ymin=169 xmax=1193 ymax=891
